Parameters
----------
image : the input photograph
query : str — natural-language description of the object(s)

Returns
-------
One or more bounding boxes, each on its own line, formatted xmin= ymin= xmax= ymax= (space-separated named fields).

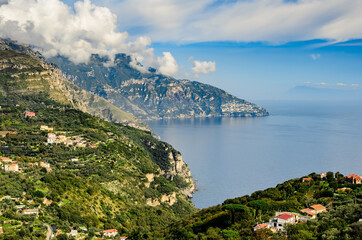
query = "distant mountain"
xmin=49 ymin=55 xmax=269 ymax=120
xmin=0 ymin=39 xmax=146 ymax=129
xmin=285 ymin=85 xmax=362 ymax=101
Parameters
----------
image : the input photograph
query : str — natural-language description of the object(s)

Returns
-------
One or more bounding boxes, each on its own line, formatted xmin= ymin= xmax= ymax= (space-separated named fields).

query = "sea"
xmin=148 ymin=100 xmax=362 ymax=209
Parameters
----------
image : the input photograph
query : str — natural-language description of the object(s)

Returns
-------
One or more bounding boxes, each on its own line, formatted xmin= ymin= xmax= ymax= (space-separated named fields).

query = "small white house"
xmin=103 ymin=229 xmax=118 ymax=237
xmin=269 ymin=214 xmax=295 ymax=231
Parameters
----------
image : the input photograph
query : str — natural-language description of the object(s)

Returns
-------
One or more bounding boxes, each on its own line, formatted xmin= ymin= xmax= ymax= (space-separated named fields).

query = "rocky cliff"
xmin=49 ymin=54 xmax=269 ymax=120
xmin=0 ymin=39 xmax=146 ymax=129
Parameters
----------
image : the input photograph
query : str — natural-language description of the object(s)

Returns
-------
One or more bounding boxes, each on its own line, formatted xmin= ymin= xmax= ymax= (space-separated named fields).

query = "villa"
xmin=269 ymin=213 xmax=295 ymax=231
xmin=103 ymin=229 xmax=118 ymax=237
xmin=345 ymin=174 xmax=362 ymax=184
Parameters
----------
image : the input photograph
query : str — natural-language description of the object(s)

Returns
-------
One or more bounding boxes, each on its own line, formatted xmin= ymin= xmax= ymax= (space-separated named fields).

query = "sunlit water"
xmin=148 ymin=101 xmax=362 ymax=209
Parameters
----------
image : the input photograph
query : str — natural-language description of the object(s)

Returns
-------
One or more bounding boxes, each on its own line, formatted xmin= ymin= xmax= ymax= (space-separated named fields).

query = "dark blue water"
xmin=149 ymin=101 xmax=362 ymax=209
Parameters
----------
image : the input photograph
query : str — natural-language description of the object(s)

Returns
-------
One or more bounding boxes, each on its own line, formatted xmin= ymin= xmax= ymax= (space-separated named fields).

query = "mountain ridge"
xmin=49 ymin=54 xmax=269 ymax=120
xmin=0 ymin=38 xmax=147 ymax=130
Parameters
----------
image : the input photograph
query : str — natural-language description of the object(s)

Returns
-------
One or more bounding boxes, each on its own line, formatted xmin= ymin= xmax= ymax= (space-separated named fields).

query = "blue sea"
xmin=149 ymin=101 xmax=362 ymax=209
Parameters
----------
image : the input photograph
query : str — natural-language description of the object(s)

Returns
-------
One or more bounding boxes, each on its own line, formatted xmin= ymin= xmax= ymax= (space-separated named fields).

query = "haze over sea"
xmin=149 ymin=100 xmax=362 ymax=209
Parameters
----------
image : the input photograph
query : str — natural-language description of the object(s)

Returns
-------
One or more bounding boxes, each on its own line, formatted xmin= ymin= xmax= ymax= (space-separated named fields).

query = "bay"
xmin=148 ymin=100 xmax=362 ymax=209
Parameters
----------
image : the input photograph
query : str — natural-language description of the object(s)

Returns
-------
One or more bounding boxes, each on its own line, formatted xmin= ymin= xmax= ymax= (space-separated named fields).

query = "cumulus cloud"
xmin=311 ymin=54 xmax=321 ymax=60
xmin=192 ymin=60 xmax=216 ymax=75
xmin=0 ymin=0 xmax=179 ymax=76
xmin=155 ymin=52 xmax=179 ymax=76
xmin=102 ymin=0 xmax=362 ymax=43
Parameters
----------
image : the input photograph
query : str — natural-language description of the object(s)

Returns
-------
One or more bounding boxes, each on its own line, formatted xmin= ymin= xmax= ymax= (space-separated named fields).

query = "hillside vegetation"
xmin=0 ymin=39 xmax=146 ymax=129
xmin=0 ymin=43 xmax=196 ymax=239
xmin=153 ymin=172 xmax=362 ymax=240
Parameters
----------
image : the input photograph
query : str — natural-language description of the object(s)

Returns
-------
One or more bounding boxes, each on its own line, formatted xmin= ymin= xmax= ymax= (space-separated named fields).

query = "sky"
xmin=1 ymin=0 xmax=362 ymax=100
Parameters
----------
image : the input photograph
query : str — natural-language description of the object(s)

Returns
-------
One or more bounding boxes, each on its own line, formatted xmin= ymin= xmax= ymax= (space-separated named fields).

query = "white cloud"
xmin=100 ymin=0 xmax=362 ymax=43
xmin=192 ymin=60 xmax=216 ymax=75
xmin=0 ymin=0 xmax=179 ymax=75
xmin=156 ymin=52 xmax=179 ymax=76
xmin=311 ymin=54 xmax=321 ymax=60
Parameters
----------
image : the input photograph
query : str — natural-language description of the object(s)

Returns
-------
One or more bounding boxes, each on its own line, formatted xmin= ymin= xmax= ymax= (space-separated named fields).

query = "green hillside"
xmin=0 ymin=39 xmax=146 ymax=129
xmin=153 ymin=172 xmax=362 ymax=239
xmin=0 ymin=45 xmax=196 ymax=239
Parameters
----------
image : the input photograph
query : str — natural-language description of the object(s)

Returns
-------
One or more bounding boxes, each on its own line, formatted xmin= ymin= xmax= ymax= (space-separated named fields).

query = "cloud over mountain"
xmin=0 ymin=0 xmax=179 ymax=76
xmin=192 ymin=60 xmax=216 ymax=77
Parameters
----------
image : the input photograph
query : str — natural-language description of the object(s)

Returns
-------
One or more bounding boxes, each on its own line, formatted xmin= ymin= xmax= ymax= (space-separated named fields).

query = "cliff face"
xmin=0 ymin=39 xmax=147 ymax=129
xmin=49 ymin=54 xmax=269 ymax=120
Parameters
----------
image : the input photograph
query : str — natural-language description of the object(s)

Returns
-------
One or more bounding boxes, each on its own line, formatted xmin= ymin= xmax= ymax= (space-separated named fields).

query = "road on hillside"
xmin=46 ymin=224 xmax=53 ymax=240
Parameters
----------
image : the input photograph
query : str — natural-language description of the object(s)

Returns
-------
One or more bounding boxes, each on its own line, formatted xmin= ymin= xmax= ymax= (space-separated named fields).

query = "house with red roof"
xmin=302 ymin=177 xmax=312 ymax=182
xmin=0 ymin=157 xmax=12 ymax=163
xmin=24 ymin=111 xmax=36 ymax=118
xmin=4 ymin=163 xmax=19 ymax=172
xmin=310 ymin=204 xmax=327 ymax=214
xmin=345 ymin=174 xmax=362 ymax=184
xmin=269 ymin=213 xmax=295 ymax=231
xmin=0 ymin=226 xmax=3 ymax=234
xmin=103 ymin=229 xmax=118 ymax=237
xmin=253 ymin=223 xmax=269 ymax=231
xmin=300 ymin=204 xmax=327 ymax=219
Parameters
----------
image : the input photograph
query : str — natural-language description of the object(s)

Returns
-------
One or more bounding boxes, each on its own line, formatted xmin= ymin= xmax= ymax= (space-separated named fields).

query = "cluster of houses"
xmin=254 ymin=204 xmax=328 ymax=232
xmin=47 ymin=132 xmax=97 ymax=148
xmin=254 ymin=173 xmax=362 ymax=233
xmin=0 ymin=157 xmax=52 ymax=173
xmin=0 ymin=157 xmax=20 ymax=172
xmin=50 ymin=227 xmax=127 ymax=239
xmin=0 ymin=195 xmax=40 ymax=217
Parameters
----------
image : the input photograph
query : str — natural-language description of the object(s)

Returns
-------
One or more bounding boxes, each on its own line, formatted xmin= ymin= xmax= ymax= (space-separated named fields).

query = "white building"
xmin=269 ymin=213 xmax=295 ymax=232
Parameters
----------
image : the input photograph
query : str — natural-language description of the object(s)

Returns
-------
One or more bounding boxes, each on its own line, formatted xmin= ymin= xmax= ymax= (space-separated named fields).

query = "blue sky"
xmin=1 ymin=0 xmax=362 ymax=100
xmin=152 ymin=41 xmax=362 ymax=100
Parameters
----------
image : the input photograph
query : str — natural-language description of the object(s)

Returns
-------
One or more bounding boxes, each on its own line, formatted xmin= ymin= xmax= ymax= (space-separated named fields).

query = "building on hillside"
xmin=337 ymin=187 xmax=352 ymax=192
xmin=253 ymin=223 xmax=269 ymax=231
xmin=309 ymin=204 xmax=327 ymax=214
xmin=16 ymin=205 xmax=25 ymax=210
xmin=39 ymin=162 xmax=50 ymax=168
xmin=302 ymin=178 xmax=312 ymax=182
xmin=300 ymin=208 xmax=317 ymax=219
xmin=320 ymin=172 xmax=327 ymax=179
xmin=4 ymin=163 xmax=19 ymax=172
xmin=40 ymin=125 xmax=54 ymax=131
xmin=345 ymin=174 xmax=362 ymax=184
xmin=269 ymin=213 xmax=295 ymax=231
xmin=119 ymin=237 xmax=128 ymax=240
xmin=23 ymin=209 xmax=39 ymax=216
xmin=0 ymin=157 xmax=12 ymax=163
xmin=43 ymin=198 xmax=52 ymax=206
xmin=300 ymin=204 xmax=327 ymax=219
xmin=103 ymin=229 xmax=118 ymax=237
xmin=47 ymin=133 xmax=57 ymax=144
xmin=0 ymin=226 xmax=3 ymax=234
xmin=24 ymin=112 xmax=36 ymax=118
xmin=69 ymin=230 xmax=77 ymax=237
